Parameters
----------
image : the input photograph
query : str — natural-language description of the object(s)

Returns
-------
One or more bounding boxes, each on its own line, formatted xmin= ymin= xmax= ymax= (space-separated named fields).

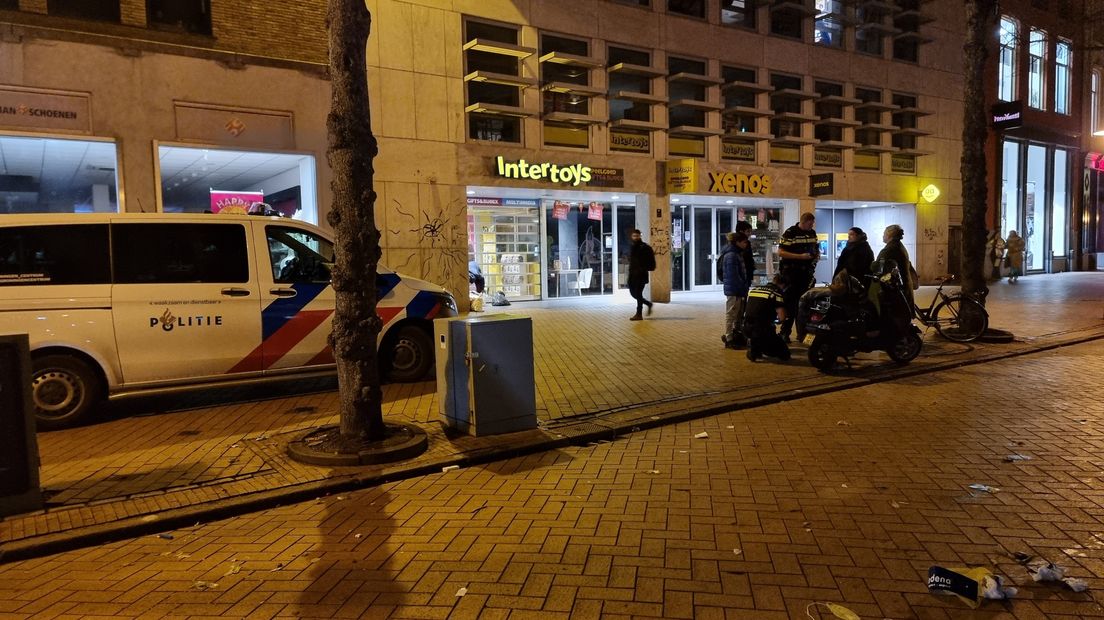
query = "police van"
xmin=0 ymin=213 xmax=458 ymax=430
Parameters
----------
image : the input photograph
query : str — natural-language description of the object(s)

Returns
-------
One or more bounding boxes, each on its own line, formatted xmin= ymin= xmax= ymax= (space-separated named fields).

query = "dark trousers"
xmin=469 ymin=273 xmax=485 ymax=294
xmin=747 ymin=323 xmax=791 ymax=360
xmin=629 ymin=282 xmax=651 ymax=314
xmin=779 ymin=270 xmax=812 ymax=337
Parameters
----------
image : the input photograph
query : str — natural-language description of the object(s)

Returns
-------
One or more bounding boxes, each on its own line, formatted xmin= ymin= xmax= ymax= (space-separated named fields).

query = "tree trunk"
xmin=960 ymin=0 xmax=997 ymax=302
xmin=327 ymin=0 xmax=384 ymax=441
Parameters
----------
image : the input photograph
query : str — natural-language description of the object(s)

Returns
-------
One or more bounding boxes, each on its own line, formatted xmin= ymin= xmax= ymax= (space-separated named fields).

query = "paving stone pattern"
xmin=3 ymin=275 xmax=1103 ymax=549
xmin=0 ymin=339 xmax=1102 ymax=618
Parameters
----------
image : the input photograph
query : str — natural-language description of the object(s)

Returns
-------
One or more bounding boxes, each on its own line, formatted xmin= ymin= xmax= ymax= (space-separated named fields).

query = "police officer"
xmin=743 ymin=274 xmax=790 ymax=362
xmin=777 ymin=212 xmax=819 ymax=342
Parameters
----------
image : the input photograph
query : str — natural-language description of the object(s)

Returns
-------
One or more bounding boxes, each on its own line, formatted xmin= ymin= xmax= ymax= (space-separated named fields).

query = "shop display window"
xmin=544 ymin=200 xmax=616 ymax=297
xmin=469 ymin=206 xmax=542 ymax=301
xmin=157 ymin=145 xmax=318 ymax=223
xmin=0 ymin=135 xmax=119 ymax=214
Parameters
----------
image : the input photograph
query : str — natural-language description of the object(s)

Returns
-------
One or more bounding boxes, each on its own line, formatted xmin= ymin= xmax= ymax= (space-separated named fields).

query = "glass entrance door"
xmin=691 ymin=206 xmax=735 ymax=291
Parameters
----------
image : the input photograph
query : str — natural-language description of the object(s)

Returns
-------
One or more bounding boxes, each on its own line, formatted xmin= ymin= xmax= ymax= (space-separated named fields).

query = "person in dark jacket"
xmin=743 ymin=274 xmax=790 ymax=362
xmin=877 ymin=224 xmax=916 ymax=309
xmin=718 ymin=232 xmax=750 ymax=348
xmin=736 ymin=220 xmax=756 ymax=284
xmin=777 ymin=212 xmax=818 ymax=342
xmin=628 ymin=229 xmax=655 ymax=321
xmin=833 ymin=227 xmax=875 ymax=284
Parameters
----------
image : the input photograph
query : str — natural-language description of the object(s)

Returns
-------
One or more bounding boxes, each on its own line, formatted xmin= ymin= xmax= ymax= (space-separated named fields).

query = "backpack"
xmin=643 ymin=244 xmax=656 ymax=271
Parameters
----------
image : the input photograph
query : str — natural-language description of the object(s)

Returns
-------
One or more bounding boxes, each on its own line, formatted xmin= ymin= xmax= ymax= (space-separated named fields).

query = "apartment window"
xmin=998 ymin=17 xmax=1019 ymax=102
xmin=47 ymin=0 xmax=120 ymax=21
xmin=721 ymin=0 xmax=756 ymax=28
xmin=147 ymin=1 xmax=211 ymax=35
xmin=465 ymin=20 xmax=527 ymax=143
xmin=668 ymin=0 xmax=704 ymax=18
xmin=1055 ymin=39 xmax=1071 ymax=115
xmin=814 ymin=1 xmax=844 ymax=47
xmin=1028 ymin=28 xmax=1047 ymax=110
xmin=771 ymin=5 xmax=804 ymax=39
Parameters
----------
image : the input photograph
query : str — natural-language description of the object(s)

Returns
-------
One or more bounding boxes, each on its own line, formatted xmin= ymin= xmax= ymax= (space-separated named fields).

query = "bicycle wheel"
xmin=932 ymin=296 xmax=989 ymax=342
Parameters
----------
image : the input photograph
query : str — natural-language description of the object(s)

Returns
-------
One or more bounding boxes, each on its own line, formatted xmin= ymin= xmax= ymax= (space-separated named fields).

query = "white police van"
xmin=0 ymin=213 xmax=458 ymax=429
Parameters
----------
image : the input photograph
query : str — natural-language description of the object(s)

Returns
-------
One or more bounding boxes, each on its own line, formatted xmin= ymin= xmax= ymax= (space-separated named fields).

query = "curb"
xmin=3 ymin=328 xmax=1102 ymax=564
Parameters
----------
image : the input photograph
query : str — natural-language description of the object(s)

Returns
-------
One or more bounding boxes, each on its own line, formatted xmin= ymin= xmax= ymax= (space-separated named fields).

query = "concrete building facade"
xmin=0 ymin=0 xmax=969 ymax=305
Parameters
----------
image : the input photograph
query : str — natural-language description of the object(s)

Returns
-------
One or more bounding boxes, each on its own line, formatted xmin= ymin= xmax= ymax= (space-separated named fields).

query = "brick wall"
xmin=210 ymin=1 xmax=327 ymax=64
xmin=119 ymin=0 xmax=145 ymax=27
xmin=18 ymin=0 xmax=45 ymax=14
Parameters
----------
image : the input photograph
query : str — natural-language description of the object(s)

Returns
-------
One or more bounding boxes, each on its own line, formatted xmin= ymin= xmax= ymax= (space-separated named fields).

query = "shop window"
xmin=1001 ymin=139 xmax=1021 ymax=238
xmin=147 ymin=0 xmax=211 ymax=35
xmin=112 ymin=223 xmax=249 ymax=284
xmin=1028 ymin=28 xmax=1047 ymax=110
xmin=721 ymin=0 xmax=756 ymax=28
xmin=1055 ymin=39 xmax=1071 ymax=115
xmin=1052 ymin=148 xmax=1069 ymax=256
xmin=47 ymin=0 xmax=119 ymax=21
xmin=814 ymin=1 xmax=844 ymax=47
xmin=157 ymin=146 xmax=318 ymax=223
xmin=998 ymin=16 xmax=1019 ymax=102
xmin=0 ymin=135 xmax=119 ymax=214
xmin=668 ymin=0 xmax=704 ymax=18
xmin=469 ymin=204 xmax=542 ymax=301
xmin=543 ymin=200 xmax=619 ymax=297
xmin=465 ymin=19 xmax=526 ymax=143
xmin=771 ymin=6 xmax=804 ymax=39
xmin=1025 ymin=144 xmax=1047 ymax=270
xmin=0 ymin=224 xmax=110 ymax=286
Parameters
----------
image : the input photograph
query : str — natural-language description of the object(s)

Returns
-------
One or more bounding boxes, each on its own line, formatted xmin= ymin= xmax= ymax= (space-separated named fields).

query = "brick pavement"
xmin=2 ymin=273 xmax=1103 ymax=557
xmin=0 ymin=338 xmax=1102 ymax=618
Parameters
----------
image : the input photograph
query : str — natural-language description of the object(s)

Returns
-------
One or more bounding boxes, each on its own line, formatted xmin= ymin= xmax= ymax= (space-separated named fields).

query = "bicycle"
xmin=913 ymin=275 xmax=989 ymax=342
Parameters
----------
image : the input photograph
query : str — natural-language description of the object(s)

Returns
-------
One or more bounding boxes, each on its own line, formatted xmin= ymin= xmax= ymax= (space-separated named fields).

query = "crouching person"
xmin=743 ymin=275 xmax=791 ymax=362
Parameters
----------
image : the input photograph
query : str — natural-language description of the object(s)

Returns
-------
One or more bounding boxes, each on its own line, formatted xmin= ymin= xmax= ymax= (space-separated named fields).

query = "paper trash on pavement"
xmin=927 ymin=566 xmax=1016 ymax=608
xmin=694 ymin=431 xmax=709 ymax=439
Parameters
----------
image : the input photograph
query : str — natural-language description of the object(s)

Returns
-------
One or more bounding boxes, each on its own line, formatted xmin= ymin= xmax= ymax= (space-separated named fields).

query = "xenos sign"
xmin=495 ymin=155 xmax=592 ymax=186
xmin=707 ymin=172 xmax=772 ymax=195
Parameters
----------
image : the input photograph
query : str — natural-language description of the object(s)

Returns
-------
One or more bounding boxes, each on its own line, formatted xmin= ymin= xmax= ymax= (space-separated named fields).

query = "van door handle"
xmin=221 ymin=287 xmax=252 ymax=297
xmin=269 ymin=288 xmax=297 ymax=298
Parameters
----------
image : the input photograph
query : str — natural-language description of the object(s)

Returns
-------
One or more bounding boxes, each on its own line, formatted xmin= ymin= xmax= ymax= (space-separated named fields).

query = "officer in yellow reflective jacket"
xmin=743 ymin=274 xmax=791 ymax=362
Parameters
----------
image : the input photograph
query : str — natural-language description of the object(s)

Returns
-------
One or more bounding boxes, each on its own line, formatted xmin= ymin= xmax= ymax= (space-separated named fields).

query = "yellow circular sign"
xmin=921 ymin=184 xmax=941 ymax=203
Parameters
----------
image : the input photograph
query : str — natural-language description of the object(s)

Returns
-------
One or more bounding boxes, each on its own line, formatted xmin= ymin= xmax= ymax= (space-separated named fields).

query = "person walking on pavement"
xmin=628 ymin=228 xmax=656 ymax=321
xmin=833 ymin=227 xmax=874 ymax=284
xmin=718 ymin=232 xmax=750 ymax=349
xmin=777 ymin=212 xmax=819 ymax=342
xmin=743 ymin=274 xmax=790 ymax=362
xmin=877 ymin=224 xmax=917 ymax=309
xmin=736 ymin=220 xmax=756 ymax=284
xmin=1005 ymin=230 xmax=1025 ymax=283
xmin=985 ymin=229 xmax=1006 ymax=282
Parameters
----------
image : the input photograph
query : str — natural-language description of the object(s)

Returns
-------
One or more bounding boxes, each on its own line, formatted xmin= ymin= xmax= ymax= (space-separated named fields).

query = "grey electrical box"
xmin=434 ymin=315 xmax=537 ymax=436
xmin=0 ymin=334 xmax=42 ymax=517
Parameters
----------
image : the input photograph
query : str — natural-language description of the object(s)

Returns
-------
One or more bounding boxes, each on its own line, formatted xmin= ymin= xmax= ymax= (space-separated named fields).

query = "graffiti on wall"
xmin=390 ymin=197 xmax=467 ymax=287
xmin=649 ymin=225 xmax=671 ymax=257
xmin=923 ymin=227 xmax=942 ymax=241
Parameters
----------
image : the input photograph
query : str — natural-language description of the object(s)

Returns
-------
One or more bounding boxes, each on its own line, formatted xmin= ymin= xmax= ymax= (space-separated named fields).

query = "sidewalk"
xmin=2 ymin=273 xmax=1102 ymax=561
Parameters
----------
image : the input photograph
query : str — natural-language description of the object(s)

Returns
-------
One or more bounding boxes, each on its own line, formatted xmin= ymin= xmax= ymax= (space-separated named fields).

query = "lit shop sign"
xmin=495 ymin=156 xmax=592 ymax=186
xmin=991 ymin=101 xmax=1023 ymax=130
xmin=707 ymin=172 xmax=772 ymax=195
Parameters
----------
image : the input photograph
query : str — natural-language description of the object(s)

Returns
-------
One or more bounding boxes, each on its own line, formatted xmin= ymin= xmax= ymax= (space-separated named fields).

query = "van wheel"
xmin=387 ymin=325 xmax=433 ymax=382
xmin=31 ymin=354 xmax=103 ymax=430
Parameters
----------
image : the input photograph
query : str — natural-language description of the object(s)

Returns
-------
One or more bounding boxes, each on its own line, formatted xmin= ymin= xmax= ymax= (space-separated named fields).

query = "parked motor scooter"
xmin=802 ymin=259 xmax=922 ymax=370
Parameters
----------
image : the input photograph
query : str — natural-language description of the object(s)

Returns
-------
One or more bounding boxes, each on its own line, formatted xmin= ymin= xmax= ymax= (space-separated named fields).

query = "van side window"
xmin=113 ymin=223 xmax=249 ymax=283
xmin=266 ymin=226 xmax=334 ymax=284
xmin=0 ymin=224 xmax=110 ymax=286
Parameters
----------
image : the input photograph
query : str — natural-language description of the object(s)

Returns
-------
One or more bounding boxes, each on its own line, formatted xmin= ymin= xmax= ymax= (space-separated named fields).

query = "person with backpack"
xmin=628 ymin=228 xmax=655 ymax=321
xmin=718 ymin=231 xmax=750 ymax=348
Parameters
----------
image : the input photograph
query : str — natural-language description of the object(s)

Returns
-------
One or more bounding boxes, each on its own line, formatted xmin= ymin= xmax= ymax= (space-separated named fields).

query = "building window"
xmin=856 ymin=5 xmax=887 ymax=56
xmin=0 ymin=225 xmax=111 ymax=286
xmin=1093 ymin=69 xmax=1101 ymax=134
xmin=1055 ymin=39 xmax=1071 ymax=115
xmin=464 ymin=20 xmax=527 ymax=143
xmin=721 ymin=0 xmax=756 ymax=28
xmin=615 ymin=0 xmax=650 ymax=5
xmin=1028 ymin=28 xmax=1047 ymax=110
xmin=771 ymin=5 xmax=804 ymax=39
xmin=147 ymin=1 xmax=211 ymax=35
xmin=891 ymin=93 xmax=918 ymax=151
xmin=0 ymin=135 xmax=120 ymax=214
xmin=608 ymin=45 xmax=656 ymax=124
xmin=47 ymin=0 xmax=120 ymax=22
xmin=722 ymin=65 xmax=760 ymax=135
xmin=770 ymin=73 xmax=805 ymax=140
xmin=814 ymin=1 xmax=844 ymax=47
xmin=541 ymin=33 xmax=595 ymax=148
xmin=1052 ymin=148 xmax=1069 ymax=256
xmin=668 ymin=0 xmax=704 ymax=18
xmin=0 ymin=0 xmax=17 ymax=10
xmin=893 ymin=0 xmax=925 ymax=63
xmin=668 ymin=56 xmax=709 ymax=131
xmin=998 ymin=16 xmax=1019 ymax=102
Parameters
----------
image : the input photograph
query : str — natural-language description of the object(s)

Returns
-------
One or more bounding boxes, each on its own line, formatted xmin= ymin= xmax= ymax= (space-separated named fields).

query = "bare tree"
xmin=326 ymin=0 xmax=385 ymax=441
xmin=960 ymin=0 xmax=998 ymax=301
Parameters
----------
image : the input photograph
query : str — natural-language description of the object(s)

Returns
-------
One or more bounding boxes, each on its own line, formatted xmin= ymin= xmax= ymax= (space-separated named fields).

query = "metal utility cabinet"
xmin=434 ymin=315 xmax=537 ymax=436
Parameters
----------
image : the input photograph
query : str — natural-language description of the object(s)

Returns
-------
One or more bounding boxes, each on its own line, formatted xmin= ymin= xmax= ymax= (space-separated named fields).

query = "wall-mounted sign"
xmin=467 ymin=197 xmax=541 ymax=207
xmin=721 ymin=140 xmax=756 ymax=162
xmin=707 ymin=171 xmax=773 ymax=195
xmin=552 ymin=201 xmax=569 ymax=220
xmin=175 ymin=102 xmax=295 ymax=149
xmin=665 ymin=158 xmax=697 ymax=194
xmin=991 ymin=100 xmax=1023 ymax=130
xmin=588 ymin=167 xmax=625 ymax=188
xmin=891 ymin=154 xmax=916 ymax=174
xmin=0 ymin=85 xmax=92 ymax=134
xmin=210 ymin=190 xmax=265 ymax=214
xmin=813 ymin=149 xmax=842 ymax=168
xmin=610 ymin=129 xmax=650 ymax=153
xmin=493 ymin=156 xmax=623 ymax=188
xmin=921 ymin=183 xmax=941 ymax=203
xmin=587 ymin=202 xmax=603 ymax=221
xmin=809 ymin=173 xmax=834 ymax=197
